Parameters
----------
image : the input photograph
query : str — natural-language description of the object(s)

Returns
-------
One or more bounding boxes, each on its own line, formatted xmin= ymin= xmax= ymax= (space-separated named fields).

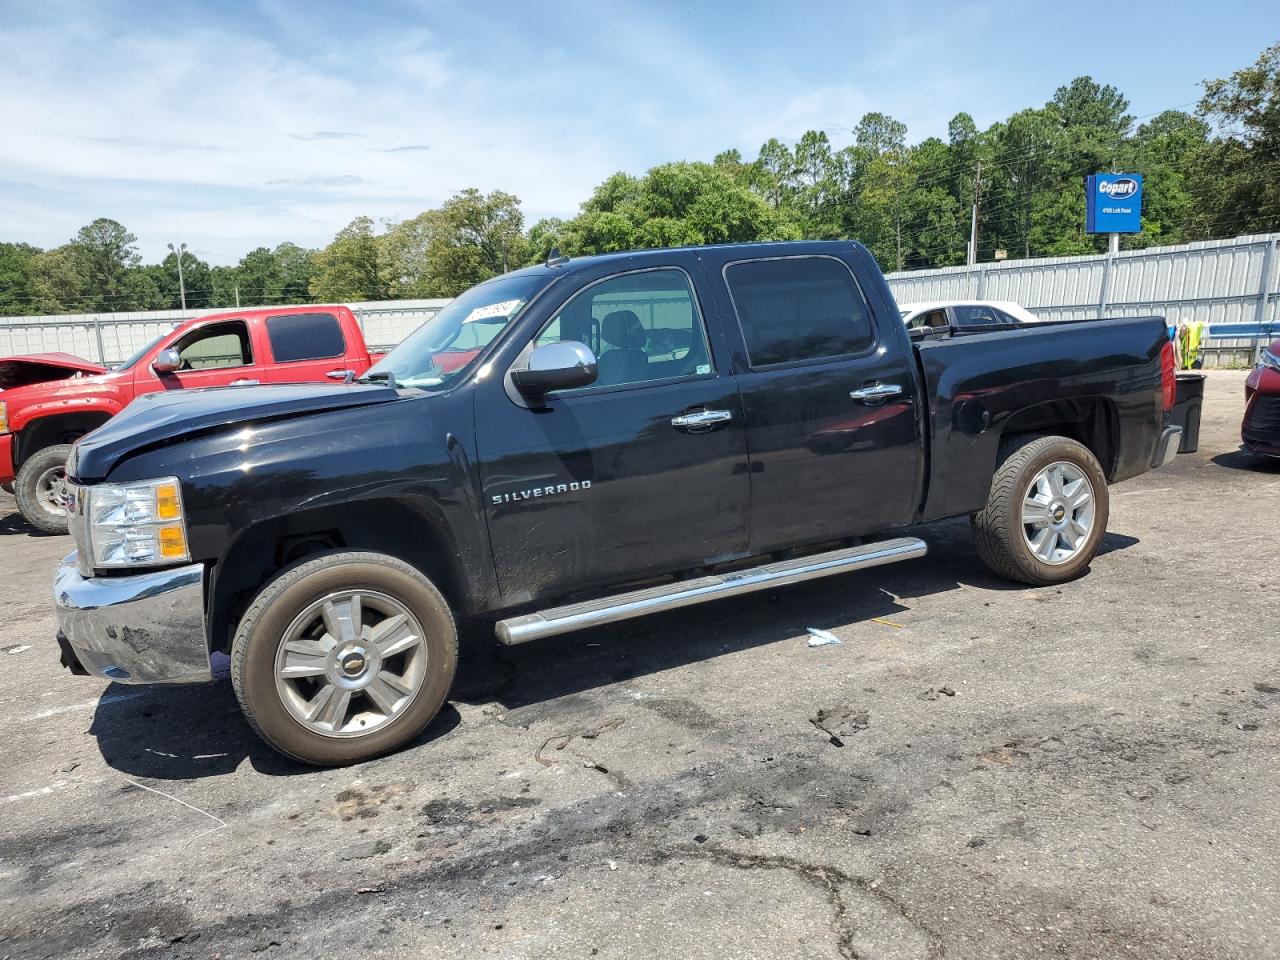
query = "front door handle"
xmin=849 ymin=382 xmax=903 ymax=404
xmin=230 ymin=378 xmax=260 ymax=386
xmin=671 ymin=409 xmax=733 ymax=432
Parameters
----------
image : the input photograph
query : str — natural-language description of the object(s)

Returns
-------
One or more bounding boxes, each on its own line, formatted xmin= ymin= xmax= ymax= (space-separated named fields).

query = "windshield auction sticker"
xmin=463 ymin=299 xmax=525 ymax=324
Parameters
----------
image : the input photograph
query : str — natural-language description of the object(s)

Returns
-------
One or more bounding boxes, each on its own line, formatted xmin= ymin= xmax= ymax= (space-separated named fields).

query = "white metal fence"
xmin=3 ymin=233 xmax=1278 ymax=368
xmin=885 ymin=232 xmax=1279 ymax=366
xmin=0 ymin=299 xmax=449 ymax=366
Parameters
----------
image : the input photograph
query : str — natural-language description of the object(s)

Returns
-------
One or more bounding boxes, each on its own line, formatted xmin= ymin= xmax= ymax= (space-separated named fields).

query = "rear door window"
xmin=724 ymin=257 xmax=875 ymax=367
xmin=267 ymin=312 xmax=346 ymax=362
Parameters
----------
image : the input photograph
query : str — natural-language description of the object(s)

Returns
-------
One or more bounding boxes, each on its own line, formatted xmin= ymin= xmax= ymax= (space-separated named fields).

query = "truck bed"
xmin=911 ymin=315 xmax=1171 ymax=522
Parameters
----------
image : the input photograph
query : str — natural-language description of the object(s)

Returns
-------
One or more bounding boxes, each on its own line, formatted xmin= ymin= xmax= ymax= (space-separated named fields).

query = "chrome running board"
xmin=495 ymin=536 xmax=927 ymax=646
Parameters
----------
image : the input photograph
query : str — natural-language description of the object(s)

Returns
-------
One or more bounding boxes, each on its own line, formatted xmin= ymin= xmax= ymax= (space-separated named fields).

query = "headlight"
xmin=87 ymin=477 xmax=190 ymax=568
xmin=0 ymin=400 xmax=8 ymax=435
xmin=1259 ymin=349 xmax=1280 ymax=374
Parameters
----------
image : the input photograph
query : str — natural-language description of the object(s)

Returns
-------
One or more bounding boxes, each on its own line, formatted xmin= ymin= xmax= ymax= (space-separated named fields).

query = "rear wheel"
xmin=14 ymin=444 xmax=73 ymax=534
xmin=971 ymin=435 xmax=1109 ymax=585
xmin=231 ymin=550 xmax=458 ymax=766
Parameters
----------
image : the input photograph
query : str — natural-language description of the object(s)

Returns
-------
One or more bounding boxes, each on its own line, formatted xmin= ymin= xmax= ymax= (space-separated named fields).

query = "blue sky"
xmin=0 ymin=0 xmax=1272 ymax=265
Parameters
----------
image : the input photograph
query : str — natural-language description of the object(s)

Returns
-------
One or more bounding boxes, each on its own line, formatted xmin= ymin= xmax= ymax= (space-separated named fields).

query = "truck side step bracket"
xmin=495 ymin=536 xmax=928 ymax=646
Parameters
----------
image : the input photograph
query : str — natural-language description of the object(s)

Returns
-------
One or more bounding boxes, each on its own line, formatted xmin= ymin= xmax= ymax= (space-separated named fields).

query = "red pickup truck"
xmin=0 ymin=305 xmax=382 ymax=533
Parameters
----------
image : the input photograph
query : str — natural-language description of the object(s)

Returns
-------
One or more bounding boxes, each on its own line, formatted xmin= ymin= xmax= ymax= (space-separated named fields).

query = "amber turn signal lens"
xmin=158 ymin=523 xmax=189 ymax=560
xmin=156 ymin=482 xmax=181 ymax=520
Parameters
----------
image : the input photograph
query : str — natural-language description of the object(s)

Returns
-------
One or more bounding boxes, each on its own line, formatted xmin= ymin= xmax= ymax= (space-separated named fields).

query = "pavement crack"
xmin=653 ymin=844 xmax=943 ymax=960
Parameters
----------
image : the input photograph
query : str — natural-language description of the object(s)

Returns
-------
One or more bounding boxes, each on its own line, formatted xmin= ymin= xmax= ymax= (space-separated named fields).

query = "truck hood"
xmin=0 ymin=353 xmax=107 ymax=390
xmin=69 ymin=381 xmax=401 ymax=481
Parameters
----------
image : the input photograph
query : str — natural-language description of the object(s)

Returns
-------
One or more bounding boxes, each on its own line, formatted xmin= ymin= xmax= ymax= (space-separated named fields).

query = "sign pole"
xmin=1109 ymin=233 xmax=1119 ymax=256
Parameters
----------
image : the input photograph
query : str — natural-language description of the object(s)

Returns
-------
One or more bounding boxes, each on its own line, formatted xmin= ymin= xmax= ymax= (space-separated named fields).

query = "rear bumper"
xmin=1152 ymin=426 xmax=1182 ymax=468
xmin=0 ymin=433 xmax=13 ymax=484
xmin=52 ymin=552 xmax=212 ymax=684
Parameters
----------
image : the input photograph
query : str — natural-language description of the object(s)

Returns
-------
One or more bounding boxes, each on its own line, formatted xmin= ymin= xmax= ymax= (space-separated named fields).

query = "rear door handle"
xmin=230 ymin=378 xmax=260 ymax=386
xmin=326 ymin=368 xmax=355 ymax=382
xmin=849 ymin=382 xmax=903 ymax=404
xmin=671 ymin=409 xmax=733 ymax=432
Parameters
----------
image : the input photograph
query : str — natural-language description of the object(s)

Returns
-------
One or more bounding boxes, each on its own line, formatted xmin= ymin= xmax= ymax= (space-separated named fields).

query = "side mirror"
xmin=152 ymin=347 xmax=181 ymax=374
xmin=511 ymin=341 xmax=598 ymax=397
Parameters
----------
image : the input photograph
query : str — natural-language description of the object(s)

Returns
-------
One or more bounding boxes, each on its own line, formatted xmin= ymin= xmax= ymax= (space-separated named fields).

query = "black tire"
xmin=231 ymin=550 xmax=458 ymax=766
xmin=14 ymin=444 xmax=73 ymax=535
xmin=971 ymin=434 xmax=1109 ymax=586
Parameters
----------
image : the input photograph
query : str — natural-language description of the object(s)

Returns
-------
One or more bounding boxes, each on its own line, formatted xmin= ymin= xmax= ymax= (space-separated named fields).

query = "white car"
xmin=900 ymin=300 xmax=1042 ymax=331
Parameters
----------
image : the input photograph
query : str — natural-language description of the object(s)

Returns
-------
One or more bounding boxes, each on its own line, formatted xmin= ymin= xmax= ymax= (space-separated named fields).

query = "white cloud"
xmin=0 ymin=0 xmax=1062 ymax=266
xmin=0 ymin=10 xmax=624 ymax=262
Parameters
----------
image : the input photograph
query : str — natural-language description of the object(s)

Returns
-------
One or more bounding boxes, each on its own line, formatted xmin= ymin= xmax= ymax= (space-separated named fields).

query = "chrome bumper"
xmin=53 ymin=552 xmax=212 ymax=684
xmin=1153 ymin=425 xmax=1183 ymax=468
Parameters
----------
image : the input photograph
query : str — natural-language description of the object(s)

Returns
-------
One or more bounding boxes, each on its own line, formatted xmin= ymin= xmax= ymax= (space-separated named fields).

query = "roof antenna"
xmin=545 ymin=246 xmax=570 ymax=267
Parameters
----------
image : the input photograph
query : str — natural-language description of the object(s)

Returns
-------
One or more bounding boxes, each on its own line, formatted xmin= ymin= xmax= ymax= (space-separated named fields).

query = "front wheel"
xmin=971 ymin=435 xmax=1109 ymax=585
xmin=231 ymin=550 xmax=458 ymax=766
xmin=14 ymin=444 xmax=73 ymax=534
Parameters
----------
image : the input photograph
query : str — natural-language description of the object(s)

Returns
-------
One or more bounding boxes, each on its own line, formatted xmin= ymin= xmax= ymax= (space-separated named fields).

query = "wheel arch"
xmin=206 ymin=498 xmax=471 ymax=655
xmin=996 ymin=396 xmax=1119 ymax=479
xmin=15 ymin=410 xmax=114 ymax=469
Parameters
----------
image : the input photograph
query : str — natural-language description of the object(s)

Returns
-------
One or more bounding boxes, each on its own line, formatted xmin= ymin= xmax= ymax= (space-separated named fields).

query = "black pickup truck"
xmin=53 ymin=240 xmax=1181 ymax=765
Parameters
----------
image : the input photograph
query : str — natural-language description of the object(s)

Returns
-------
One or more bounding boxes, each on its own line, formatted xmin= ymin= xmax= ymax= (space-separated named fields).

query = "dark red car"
xmin=1243 ymin=338 xmax=1280 ymax=456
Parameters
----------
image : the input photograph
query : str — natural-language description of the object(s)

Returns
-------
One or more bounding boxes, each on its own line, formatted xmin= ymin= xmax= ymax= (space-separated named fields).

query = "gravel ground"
xmin=0 ymin=370 xmax=1275 ymax=960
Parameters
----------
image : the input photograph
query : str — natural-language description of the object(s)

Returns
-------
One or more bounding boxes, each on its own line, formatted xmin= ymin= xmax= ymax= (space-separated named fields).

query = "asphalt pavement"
xmin=0 ymin=370 xmax=1275 ymax=959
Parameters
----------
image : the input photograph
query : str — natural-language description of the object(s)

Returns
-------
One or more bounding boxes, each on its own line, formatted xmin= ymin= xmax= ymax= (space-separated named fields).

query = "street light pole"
xmin=167 ymin=242 xmax=188 ymax=311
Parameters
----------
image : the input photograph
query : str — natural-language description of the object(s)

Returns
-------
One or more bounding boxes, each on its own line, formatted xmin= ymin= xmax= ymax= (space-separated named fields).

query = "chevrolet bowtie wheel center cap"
xmin=340 ymin=652 xmax=367 ymax=677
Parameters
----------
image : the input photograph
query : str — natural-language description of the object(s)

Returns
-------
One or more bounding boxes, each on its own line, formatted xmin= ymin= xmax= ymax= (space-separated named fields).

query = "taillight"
xmin=1160 ymin=340 xmax=1176 ymax=411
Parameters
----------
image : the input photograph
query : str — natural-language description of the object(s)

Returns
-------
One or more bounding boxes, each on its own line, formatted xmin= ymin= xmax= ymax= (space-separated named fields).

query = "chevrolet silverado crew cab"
xmin=1 ymin=304 xmax=381 ymax=534
xmin=52 ymin=241 xmax=1181 ymax=766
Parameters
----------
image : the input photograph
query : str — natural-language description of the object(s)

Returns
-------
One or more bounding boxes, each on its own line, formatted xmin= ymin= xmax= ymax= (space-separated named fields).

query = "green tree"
xmin=235 ymin=247 xmax=284 ymax=306
xmin=26 ymin=247 xmax=84 ymax=314
xmin=1193 ymin=42 xmax=1280 ymax=236
xmin=749 ymin=138 xmax=796 ymax=209
xmin=0 ymin=242 xmax=41 ymax=316
xmin=428 ymin=188 xmax=527 ymax=289
xmin=986 ymin=109 xmax=1066 ymax=258
xmin=1126 ymin=110 xmax=1211 ymax=246
xmin=274 ymin=242 xmax=319 ymax=302
xmin=65 ymin=218 xmax=141 ymax=311
xmin=309 ymin=216 xmax=387 ymax=302
xmin=534 ymin=161 xmax=796 ymax=264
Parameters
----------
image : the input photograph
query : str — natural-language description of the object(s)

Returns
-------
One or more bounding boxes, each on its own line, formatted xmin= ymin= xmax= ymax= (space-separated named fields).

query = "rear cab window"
xmin=267 ymin=312 xmax=346 ymax=362
xmin=723 ymin=256 xmax=876 ymax=367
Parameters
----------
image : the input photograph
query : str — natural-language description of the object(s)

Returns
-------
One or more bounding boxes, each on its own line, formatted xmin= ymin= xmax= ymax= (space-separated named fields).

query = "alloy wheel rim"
xmin=38 ymin=465 xmax=67 ymax=517
xmin=273 ymin=589 xmax=428 ymax=738
xmin=1021 ymin=461 xmax=1095 ymax=565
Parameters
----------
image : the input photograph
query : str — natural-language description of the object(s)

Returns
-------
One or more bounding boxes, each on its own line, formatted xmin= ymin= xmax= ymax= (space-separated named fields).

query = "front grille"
xmin=1244 ymin=395 xmax=1280 ymax=446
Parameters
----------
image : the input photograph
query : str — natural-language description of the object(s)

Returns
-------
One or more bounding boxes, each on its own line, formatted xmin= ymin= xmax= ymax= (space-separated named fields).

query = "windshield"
xmin=365 ymin=273 xmax=552 ymax=388
xmin=115 ymin=334 xmax=166 ymax=371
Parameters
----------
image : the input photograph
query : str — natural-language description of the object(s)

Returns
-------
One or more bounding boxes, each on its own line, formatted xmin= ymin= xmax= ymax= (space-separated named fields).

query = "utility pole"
xmin=234 ymin=284 xmax=240 ymax=308
xmin=167 ymin=242 xmax=188 ymax=310
xmin=967 ymin=160 xmax=982 ymax=267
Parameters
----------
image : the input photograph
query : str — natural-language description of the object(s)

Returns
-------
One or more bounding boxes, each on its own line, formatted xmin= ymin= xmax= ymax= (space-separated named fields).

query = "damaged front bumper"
xmin=53 ymin=552 xmax=212 ymax=684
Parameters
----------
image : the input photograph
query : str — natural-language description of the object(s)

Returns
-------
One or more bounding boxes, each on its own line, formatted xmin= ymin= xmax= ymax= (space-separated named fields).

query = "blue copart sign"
xmin=1085 ymin=173 xmax=1143 ymax=234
